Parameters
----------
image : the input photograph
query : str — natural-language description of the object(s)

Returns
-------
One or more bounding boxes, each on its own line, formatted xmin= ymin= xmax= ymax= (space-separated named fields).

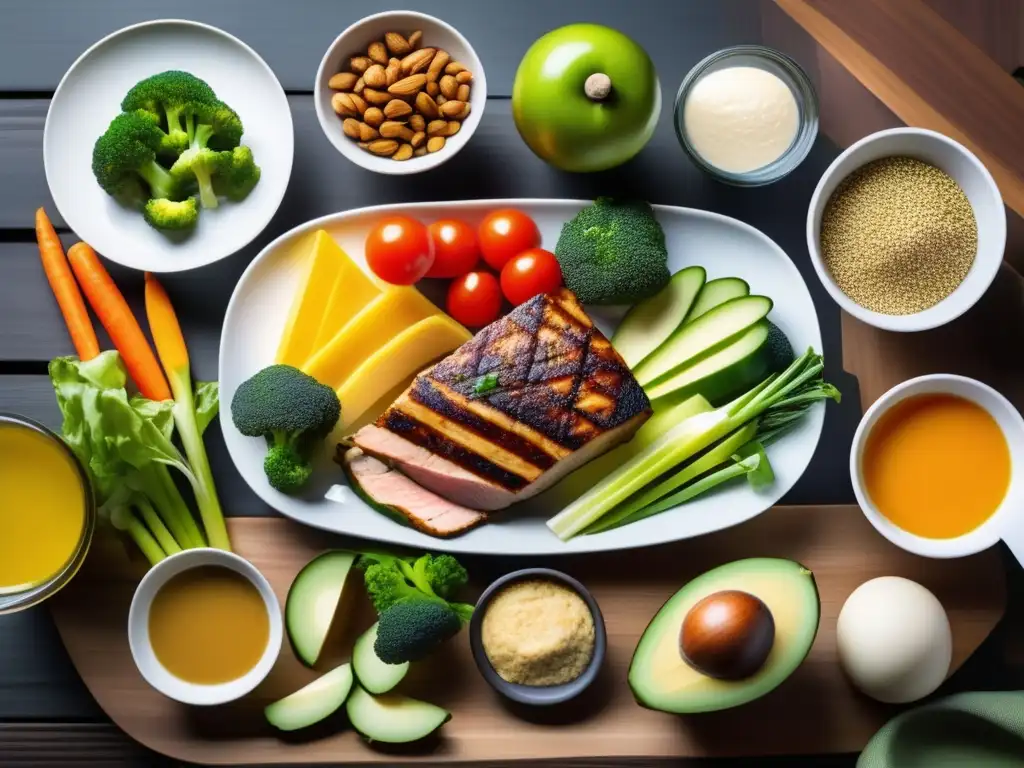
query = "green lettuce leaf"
xmin=194 ymin=381 xmax=220 ymax=436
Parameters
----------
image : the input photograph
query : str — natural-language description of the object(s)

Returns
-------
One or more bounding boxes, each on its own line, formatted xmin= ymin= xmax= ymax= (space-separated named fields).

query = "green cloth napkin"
xmin=859 ymin=692 xmax=1024 ymax=767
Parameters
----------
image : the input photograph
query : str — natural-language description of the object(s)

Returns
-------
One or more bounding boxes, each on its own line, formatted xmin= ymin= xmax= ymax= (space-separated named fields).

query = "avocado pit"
xmin=680 ymin=590 xmax=775 ymax=680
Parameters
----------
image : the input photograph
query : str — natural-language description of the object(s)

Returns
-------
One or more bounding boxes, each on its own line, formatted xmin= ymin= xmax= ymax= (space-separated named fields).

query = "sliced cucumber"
xmin=265 ymin=663 xmax=354 ymax=732
xmin=353 ymin=622 xmax=409 ymax=694
xmin=345 ymin=684 xmax=451 ymax=743
xmin=685 ymin=277 xmax=750 ymax=323
xmin=612 ymin=266 xmax=705 ymax=369
xmin=634 ymin=295 xmax=772 ymax=387
xmin=285 ymin=550 xmax=357 ymax=667
xmin=646 ymin=321 xmax=771 ymax=406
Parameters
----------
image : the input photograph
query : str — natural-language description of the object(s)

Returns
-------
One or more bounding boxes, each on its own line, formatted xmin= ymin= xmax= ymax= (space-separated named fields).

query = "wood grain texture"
xmin=0 ymin=0 xmax=760 ymax=94
xmin=921 ymin=0 xmax=1024 ymax=74
xmin=48 ymin=511 xmax=1004 ymax=764
xmin=775 ymin=0 xmax=1024 ymax=220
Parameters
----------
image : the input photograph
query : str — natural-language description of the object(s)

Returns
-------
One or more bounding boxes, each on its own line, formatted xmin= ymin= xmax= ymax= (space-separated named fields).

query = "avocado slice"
xmin=353 ymin=621 xmax=410 ymax=694
xmin=265 ymin=663 xmax=354 ymax=732
xmin=345 ymin=684 xmax=451 ymax=743
xmin=629 ymin=558 xmax=819 ymax=713
xmin=285 ymin=550 xmax=357 ymax=667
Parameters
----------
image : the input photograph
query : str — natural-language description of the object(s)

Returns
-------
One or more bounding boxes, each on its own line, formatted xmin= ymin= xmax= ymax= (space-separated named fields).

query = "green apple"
xmin=512 ymin=24 xmax=661 ymax=172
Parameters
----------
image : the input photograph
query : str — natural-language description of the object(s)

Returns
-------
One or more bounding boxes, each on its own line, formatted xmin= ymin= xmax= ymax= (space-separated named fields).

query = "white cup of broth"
xmin=851 ymin=374 xmax=1024 ymax=561
xmin=128 ymin=548 xmax=283 ymax=705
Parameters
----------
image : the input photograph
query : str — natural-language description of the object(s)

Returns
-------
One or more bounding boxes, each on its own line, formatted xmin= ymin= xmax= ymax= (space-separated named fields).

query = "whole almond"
xmin=392 ymin=142 xmax=414 ymax=161
xmin=385 ymin=32 xmax=411 ymax=56
xmin=445 ymin=120 xmax=462 ymax=136
xmin=363 ymin=107 xmax=384 ymax=127
xmin=350 ymin=56 xmax=371 ymax=74
xmin=426 ymin=81 xmax=439 ymax=97
xmin=367 ymin=41 xmax=388 ymax=65
xmin=455 ymin=70 xmax=473 ymax=85
xmin=454 ymin=102 xmax=471 ymax=120
xmin=426 ymin=119 xmax=448 ymax=137
xmin=457 ymin=83 xmax=471 ymax=102
xmin=380 ymin=121 xmax=415 ymax=141
xmin=363 ymin=64 xmax=387 ymax=89
xmin=408 ymin=30 xmax=423 ymax=49
xmin=342 ymin=118 xmax=361 ymax=139
xmin=411 ymin=130 xmax=426 ymax=148
xmin=427 ymin=49 xmax=450 ymax=82
xmin=367 ymin=139 xmax=399 ymax=156
xmin=439 ymin=99 xmax=466 ymax=118
xmin=389 ymin=73 xmax=426 ymax=96
xmin=436 ymin=95 xmax=447 ymax=105
xmin=416 ymin=92 xmax=440 ymax=119
xmin=445 ymin=61 xmax=467 ymax=75
xmin=414 ymin=146 xmax=427 ymax=156
xmin=426 ymin=136 xmax=446 ymax=153
xmin=384 ymin=99 xmax=413 ymax=119
xmin=408 ymin=114 xmax=425 ymax=132
xmin=354 ymin=76 xmax=366 ymax=94
xmin=439 ymin=75 xmax=458 ymax=100
xmin=329 ymin=71 xmax=357 ymax=91
xmin=386 ymin=58 xmax=401 ymax=86
xmin=362 ymin=88 xmax=391 ymax=105
xmin=400 ymin=47 xmax=435 ymax=76
xmin=358 ymin=122 xmax=379 ymax=141
xmin=332 ymin=92 xmax=359 ymax=117
xmin=349 ymin=92 xmax=368 ymax=115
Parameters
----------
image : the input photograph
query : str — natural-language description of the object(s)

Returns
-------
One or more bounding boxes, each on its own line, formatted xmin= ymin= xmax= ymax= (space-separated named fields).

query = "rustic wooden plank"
xmin=0 ymin=0 xmax=760 ymax=95
xmin=921 ymin=0 xmax=1023 ymax=74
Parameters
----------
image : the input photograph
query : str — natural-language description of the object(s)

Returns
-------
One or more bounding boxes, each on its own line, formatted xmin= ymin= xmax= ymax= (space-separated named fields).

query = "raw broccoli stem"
xmin=164 ymin=104 xmax=184 ymax=135
xmin=193 ymin=161 xmax=219 ymax=209
xmin=193 ymin=123 xmax=215 ymax=150
xmin=134 ymin=497 xmax=182 ymax=556
xmin=185 ymin=112 xmax=196 ymax=144
xmin=139 ymin=160 xmax=178 ymax=201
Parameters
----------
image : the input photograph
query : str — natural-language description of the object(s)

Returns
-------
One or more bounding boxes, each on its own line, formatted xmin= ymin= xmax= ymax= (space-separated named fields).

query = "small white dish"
xmin=851 ymin=374 xmax=1024 ymax=561
xmin=314 ymin=11 xmax=486 ymax=175
xmin=44 ymin=19 xmax=294 ymax=273
xmin=806 ymin=128 xmax=1005 ymax=332
xmin=127 ymin=548 xmax=282 ymax=706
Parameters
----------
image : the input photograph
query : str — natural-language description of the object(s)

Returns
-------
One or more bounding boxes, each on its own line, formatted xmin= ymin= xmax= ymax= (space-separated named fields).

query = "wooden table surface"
xmin=0 ymin=1 xmax=1021 ymax=766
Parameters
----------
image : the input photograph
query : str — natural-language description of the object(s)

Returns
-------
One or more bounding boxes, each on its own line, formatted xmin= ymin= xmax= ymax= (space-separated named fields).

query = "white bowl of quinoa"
xmin=806 ymin=127 xmax=1005 ymax=332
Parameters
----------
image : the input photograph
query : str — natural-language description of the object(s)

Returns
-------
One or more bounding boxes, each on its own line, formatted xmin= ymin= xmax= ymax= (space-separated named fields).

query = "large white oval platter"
xmin=219 ymin=199 xmax=824 ymax=556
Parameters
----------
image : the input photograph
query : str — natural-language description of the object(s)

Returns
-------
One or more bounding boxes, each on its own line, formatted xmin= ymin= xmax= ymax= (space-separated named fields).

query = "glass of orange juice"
xmin=0 ymin=413 xmax=96 ymax=614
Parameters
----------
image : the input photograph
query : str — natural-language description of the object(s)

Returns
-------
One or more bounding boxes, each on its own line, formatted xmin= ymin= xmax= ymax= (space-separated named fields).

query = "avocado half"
xmin=628 ymin=558 xmax=820 ymax=714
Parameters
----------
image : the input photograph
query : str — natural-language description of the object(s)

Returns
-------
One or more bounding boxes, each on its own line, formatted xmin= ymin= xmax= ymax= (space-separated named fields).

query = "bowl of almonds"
xmin=315 ymin=10 xmax=486 ymax=174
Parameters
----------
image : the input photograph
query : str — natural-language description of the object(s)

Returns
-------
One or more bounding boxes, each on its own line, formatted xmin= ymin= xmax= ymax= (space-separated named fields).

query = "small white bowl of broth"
xmin=851 ymin=375 xmax=1024 ymax=561
xmin=0 ymin=414 xmax=96 ymax=614
xmin=128 ymin=549 xmax=282 ymax=706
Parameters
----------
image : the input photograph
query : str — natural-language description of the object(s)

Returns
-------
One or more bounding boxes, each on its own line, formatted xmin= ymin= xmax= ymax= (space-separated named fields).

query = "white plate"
xmin=44 ymin=20 xmax=293 ymax=273
xmin=219 ymin=200 xmax=824 ymax=555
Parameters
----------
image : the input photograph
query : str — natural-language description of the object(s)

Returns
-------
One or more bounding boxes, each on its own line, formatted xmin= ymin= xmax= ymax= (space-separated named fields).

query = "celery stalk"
xmin=135 ymin=498 xmax=182 ymax=556
xmin=110 ymin=507 xmax=165 ymax=567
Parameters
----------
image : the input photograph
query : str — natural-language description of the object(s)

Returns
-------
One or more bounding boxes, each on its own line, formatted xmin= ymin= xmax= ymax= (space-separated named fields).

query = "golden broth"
xmin=149 ymin=566 xmax=270 ymax=685
xmin=0 ymin=422 xmax=87 ymax=593
xmin=863 ymin=393 xmax=1010 ymax=539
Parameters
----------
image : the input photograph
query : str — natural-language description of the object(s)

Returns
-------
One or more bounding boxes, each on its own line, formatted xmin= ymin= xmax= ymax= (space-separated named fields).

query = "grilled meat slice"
xmin=342 ymin=448 xmax=486 ymax=537
xmin=353 ymin=289 xmax=651 ymax=511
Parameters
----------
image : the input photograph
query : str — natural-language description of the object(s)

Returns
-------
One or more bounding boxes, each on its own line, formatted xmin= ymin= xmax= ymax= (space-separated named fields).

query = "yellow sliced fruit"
xmin=337 ymin=315 xmax=471 ymax=429
xmin=303 ymin=288 xmax=442 ymax=390
xmin=311 ymin=251 xmax=381 ymax=354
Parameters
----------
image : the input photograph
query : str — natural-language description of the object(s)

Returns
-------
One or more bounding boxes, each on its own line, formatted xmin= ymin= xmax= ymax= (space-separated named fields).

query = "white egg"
xmin=836 ymin=576 xmax=952 ymax=704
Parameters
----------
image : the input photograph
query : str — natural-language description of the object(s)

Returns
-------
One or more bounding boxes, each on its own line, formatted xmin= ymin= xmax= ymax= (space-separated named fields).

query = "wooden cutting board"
xmin=49 ymin=509 xmax=1005 ymax=764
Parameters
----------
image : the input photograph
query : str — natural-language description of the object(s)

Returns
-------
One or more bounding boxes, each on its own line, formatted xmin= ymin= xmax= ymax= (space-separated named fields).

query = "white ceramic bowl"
xmin=128 ymin=548 xmax=282 ymax=706
xmin=314 ymin=11 xmax=486 ymax=175
xmin=806 ymin=128 xmax=1005 ymax=332
xmin=44 ymin=19 xmax=294 ymax=273
xmin=851 ymin=374 xmax=1024 ymax=561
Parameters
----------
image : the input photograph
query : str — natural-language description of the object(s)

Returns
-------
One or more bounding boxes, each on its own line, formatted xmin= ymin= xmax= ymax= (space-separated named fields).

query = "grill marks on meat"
xmin=354 ymin=290 xmax=652 ymax=508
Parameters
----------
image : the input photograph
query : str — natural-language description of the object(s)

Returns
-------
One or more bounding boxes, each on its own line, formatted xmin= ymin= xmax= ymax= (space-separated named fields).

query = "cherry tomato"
xmin=365 ymin=216 xmax=434 ymax=285
xmin=478 ymin=209 xmax=541 ymax=270
xmin=447 ymin=271 xmax=503 ymax=328
xmin=500 ymin=248 xmax=564 ymax=305
xmin=426 ymin=219 xmax=480 ymax=278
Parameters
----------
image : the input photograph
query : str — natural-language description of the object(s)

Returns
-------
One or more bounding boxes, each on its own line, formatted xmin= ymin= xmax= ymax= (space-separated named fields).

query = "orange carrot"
xmin=34 ymin=209 xmax=100 ymax=361
xmin=143 ymin=273 xmax=190 ymax=378
xmin=67 ymin=243 xmax=172 ymax=402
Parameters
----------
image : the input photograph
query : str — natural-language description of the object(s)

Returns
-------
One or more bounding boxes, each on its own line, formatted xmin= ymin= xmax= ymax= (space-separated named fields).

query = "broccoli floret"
xmin=142 ymin=197 xmax=198 ymax=231
xmin=230 ymin=365 xmax=341 ymax=494
xmin=358 ymin=552 xmax=475 ymax=622
xmin=415 ymin=553 xmax=468 ymax=600
xmin=122 ymin=71 xmax=218 ymax=160
xmin=555 ymin=197 xmax=671 ymax=305
xmin=374 ymin=600 xmax=462 ymax=664
xmin=170 ymin=101 xmax=246 ymax=209
xmin=92 ymin=111 xmax=182 ymax=207
xmin=214 ymin=145 xmax=261 ymax=202
xmin=170 ymin=147 xmax=228 ymax=209
xmin=188 ymin=100 xmax=244 ymax=151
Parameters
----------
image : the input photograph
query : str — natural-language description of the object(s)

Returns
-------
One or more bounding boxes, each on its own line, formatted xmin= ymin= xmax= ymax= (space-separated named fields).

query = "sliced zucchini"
xmin=634 ymin=295 xmax=772 ymax=387
xmin=612 ymin=266 xmax=705 ymax=369
xmin=345 ymin=684 xmax=451 ymax=743
xmin=685 ymin=277 xmax=750 ymax=323
xmin=285 ymin=550 xmax=357 ymax=667
xmin=353 ymin=622 xmax=410 ymax=694
xmin=265 ymin=663 xmax=354 ymax=732
xmin=646 ymin=321 xmax=772 ymax=405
